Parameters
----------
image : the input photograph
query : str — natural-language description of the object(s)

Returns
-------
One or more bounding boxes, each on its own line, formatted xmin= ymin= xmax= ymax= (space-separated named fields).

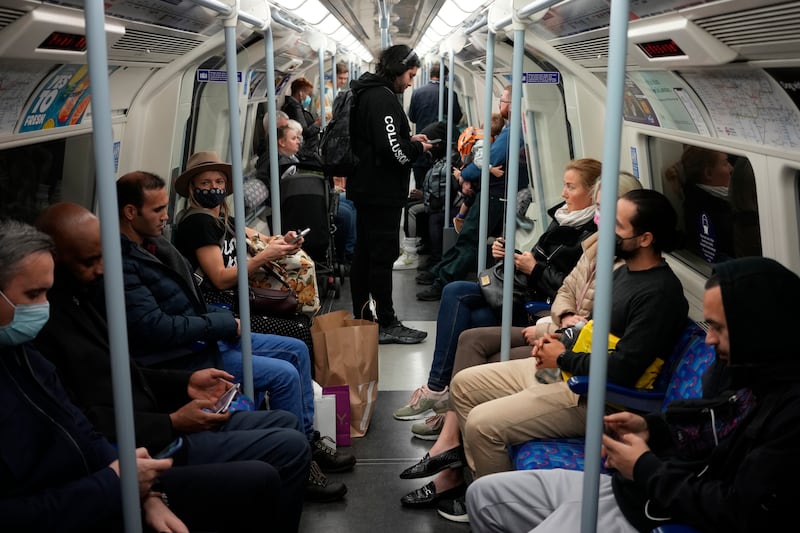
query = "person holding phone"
xmin=37 ymin=195 xmax=353 ymax=507
xmin=0 ymin=220 xmax=285 ymax=533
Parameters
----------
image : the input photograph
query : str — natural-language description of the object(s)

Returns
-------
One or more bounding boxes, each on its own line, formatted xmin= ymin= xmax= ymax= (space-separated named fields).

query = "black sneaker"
xmin=416 ymin=285 xmax=443 ymax=301
xmin=437 ymin=495 xmax=469 ymax=523
xmin=306 ymin=461 xmax=348 ymax=502
xmin=415 ymin=271 xmax=436 ymax=285
xmin=311 ymin=431 xmax=356 ymax=473
xmin=379 ymin=321 xmax=427 ymax=344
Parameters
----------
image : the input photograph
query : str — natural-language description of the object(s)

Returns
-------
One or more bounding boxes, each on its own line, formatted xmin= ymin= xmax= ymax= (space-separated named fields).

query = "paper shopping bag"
xmin=311 ymin=310 xmax=379 ymax=437
xmin=322 ymin=385 xmax=351 ymax=446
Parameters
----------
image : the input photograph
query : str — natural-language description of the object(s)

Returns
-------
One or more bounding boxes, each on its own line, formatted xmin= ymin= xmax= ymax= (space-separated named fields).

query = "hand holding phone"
xmin=427 ymin=138 xmax=442 ymax=144
xmin=290 ymin=228 xmax=310 ymax=244
xmin=153 ymin=437 xmax=184 ymax=459
xmin=210 ymin=383 xmax=240 ymax=414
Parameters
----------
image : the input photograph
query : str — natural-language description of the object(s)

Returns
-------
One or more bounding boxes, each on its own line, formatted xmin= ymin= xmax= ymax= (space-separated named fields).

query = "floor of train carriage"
xmin=300 ymin=264 xmax=470 ymax=532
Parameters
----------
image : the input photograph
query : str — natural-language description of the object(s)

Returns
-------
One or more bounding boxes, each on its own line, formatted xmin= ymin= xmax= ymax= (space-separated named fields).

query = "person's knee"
xmin=254 ymin=358 xmax=300 ymax=388
xmin=464 ymin=403 xmax=496 ymax=442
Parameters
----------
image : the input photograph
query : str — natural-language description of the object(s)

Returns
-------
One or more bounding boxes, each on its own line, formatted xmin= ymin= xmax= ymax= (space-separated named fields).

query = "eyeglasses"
xmin=400 ymin=48 xmax=418 ymax=65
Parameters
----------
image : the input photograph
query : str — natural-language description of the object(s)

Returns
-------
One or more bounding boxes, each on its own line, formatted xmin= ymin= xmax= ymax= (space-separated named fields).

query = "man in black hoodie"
xmin=348 ymin=44 xmax=434 ymax=344
xmin=465 ymin=256 xmax=800 ymax=533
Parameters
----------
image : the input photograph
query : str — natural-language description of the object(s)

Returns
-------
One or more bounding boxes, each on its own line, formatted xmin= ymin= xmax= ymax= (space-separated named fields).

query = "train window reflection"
xmin=651 ymin=138 xmax=762 ymax=274
xmin=0 ymin=135 xmax=95 ymax=223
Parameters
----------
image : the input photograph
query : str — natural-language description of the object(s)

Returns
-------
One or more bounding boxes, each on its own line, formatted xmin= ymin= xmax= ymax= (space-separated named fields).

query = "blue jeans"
xmin=218 ymin=333 xmax=315 ymax=439
xmin=427 ymin=281 xmax=498 ymax=391
xmin=335 ymin=193 xmax=356 ymax=261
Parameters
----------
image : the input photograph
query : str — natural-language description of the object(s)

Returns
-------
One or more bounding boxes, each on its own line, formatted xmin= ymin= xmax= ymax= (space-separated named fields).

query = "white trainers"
xmin=393 ymin=249 xmax=418 ymax=270
xmin=393 ymin=385 xmax=449 ymax=420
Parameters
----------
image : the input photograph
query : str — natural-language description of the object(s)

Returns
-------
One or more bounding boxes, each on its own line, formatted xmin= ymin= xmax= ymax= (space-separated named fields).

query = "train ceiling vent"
xmin=628 ymin=15 xmax=737 ymax=68
xmin=693 ymin=1 xmax=800 ymax=61
xmin=109 ymin=29 xmax=206 ymax=63
xmin=0 ymin=5 xmax=26 ymax=31
xmin=0 ymin=5 xmax=124 ymax=61
xmin=553 ymin=36 xmax=636 ymax=69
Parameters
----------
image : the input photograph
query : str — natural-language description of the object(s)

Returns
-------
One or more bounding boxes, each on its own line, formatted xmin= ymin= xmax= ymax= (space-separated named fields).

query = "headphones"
xmin=382 ymin=47 xmax=418 ymax=78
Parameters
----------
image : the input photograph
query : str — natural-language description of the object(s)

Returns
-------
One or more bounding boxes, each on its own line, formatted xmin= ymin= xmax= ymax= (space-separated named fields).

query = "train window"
xmin=649 ymin=138 xmax=762 ymax=275
xmin=0 ymin=135 xmax=95 ymax=223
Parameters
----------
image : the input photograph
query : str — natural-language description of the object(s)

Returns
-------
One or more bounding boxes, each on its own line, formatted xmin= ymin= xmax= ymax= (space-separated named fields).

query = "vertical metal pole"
xmin=444 ymin=48 xmax=456 ymax=224
xmin=580 ymin=0 xmax=630 ymax=531
xmin=499 ymin=27 xmax=524 ymax=361
xmin=318 ymin=47 xmax=327 ymax=129
xmin=332 ymin=51 xmax=338 ymax=95
xmin=84 ymin=1 xmax=142 ymax=530
xmin=477 ymin=31 xmax=495 ymax=275
xmin=263 ymin=25 xmax=281 ymax=235
xmin=437 ymin=51 xmax=445 ymax=121
xmin=223 ymin=22 xmax=255 ymax=400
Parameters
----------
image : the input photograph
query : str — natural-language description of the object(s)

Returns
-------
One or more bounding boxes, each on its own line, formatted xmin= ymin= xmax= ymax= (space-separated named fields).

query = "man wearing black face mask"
xmin=468 ymin=257 xmax=800 ymax=533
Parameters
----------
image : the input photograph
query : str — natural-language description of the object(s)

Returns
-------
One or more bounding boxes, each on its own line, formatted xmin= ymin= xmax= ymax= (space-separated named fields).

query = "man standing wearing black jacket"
xmin=348 ymin=44 xmax=434 ymax=344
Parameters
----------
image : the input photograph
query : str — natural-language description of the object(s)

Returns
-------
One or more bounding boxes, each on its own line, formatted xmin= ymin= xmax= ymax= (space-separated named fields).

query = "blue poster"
xmin=18 ymin=65 xmax=92 ymax=132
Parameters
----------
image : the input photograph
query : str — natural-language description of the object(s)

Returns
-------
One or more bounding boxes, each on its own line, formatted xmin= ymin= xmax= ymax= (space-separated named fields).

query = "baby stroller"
xmin=279 ymin=169 xmax=342 ymax=299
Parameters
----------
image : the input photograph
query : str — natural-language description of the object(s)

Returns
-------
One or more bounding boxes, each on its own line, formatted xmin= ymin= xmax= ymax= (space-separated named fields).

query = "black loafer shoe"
xmin=400 ymin=481 xmax=467 ymax=508
xmin=399 ymin=446 xmax=465 ymax=479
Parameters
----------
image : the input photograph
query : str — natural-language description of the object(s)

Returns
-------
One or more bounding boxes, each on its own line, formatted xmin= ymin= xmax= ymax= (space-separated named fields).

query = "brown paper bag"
xmin=311 ymin=310 xmax=379 ymax=437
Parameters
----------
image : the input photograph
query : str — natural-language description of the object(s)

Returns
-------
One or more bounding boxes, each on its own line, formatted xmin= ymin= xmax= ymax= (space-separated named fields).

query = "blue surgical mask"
xmin=0 ymin=290 xmax=50 ymax=347
xmin=302 ymin=95 xmax=311 ymax=108
xmin=194 ymin=188 xmax=226 ymax=209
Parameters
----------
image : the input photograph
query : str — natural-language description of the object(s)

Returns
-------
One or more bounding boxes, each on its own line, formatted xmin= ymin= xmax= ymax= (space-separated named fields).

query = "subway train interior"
xmin=1 ymin=0 xmax=799 ymax=531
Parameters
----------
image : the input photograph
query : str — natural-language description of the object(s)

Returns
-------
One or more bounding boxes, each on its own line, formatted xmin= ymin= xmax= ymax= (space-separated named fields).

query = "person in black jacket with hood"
xmin=466 ymin=256 xmax=800 ymax=533
xmin=348 ymin=44 xmax=434 ymax=344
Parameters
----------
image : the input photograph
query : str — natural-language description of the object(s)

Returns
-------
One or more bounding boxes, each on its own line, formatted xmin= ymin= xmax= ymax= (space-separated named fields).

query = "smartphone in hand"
xmin=427 ymin=138 xmax=442 ymax=144
xmin=153 ymin=437 xmax=184 ymax=459
xmin=290 ymin=228 xmax=310 ymax=244
xmin=212 ymin=383 xmax=241 ymax=414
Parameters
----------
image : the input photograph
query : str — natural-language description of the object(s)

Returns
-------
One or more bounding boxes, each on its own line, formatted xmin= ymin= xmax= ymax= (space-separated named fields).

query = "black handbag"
xmin=477 ymin=260 xmax=529 ymax=314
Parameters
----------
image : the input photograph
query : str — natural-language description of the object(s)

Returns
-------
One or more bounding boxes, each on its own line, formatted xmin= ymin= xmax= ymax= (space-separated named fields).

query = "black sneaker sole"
xmin=379 ymin=334 xmax=427 ymax=344
xmin=305 ymin=484 xmax=348 ymax=502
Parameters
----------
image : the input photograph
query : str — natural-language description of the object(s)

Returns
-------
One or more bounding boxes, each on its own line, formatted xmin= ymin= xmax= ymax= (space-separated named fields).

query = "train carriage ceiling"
xmin=0 ymin=0 xmax=797 ymax=67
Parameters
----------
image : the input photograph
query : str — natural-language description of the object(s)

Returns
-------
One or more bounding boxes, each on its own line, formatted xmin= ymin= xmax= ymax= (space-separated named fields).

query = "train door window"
xmin=649 ymin=137 xmax=762 ymax=275
xmin=0 ymin=135 xmax=95 ymax=223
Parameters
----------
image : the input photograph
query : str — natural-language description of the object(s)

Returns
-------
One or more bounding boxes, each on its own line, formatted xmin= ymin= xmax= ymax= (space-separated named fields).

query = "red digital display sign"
xmin=38 ymin=31 xmax=87 ymax=52
xmin=637 ymin=39 xmax=686 ymax=59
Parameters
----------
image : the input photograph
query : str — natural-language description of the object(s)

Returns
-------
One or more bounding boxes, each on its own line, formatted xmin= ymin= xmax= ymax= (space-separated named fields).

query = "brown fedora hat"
xmin=174 ymin=151 xmax=233 ymax=198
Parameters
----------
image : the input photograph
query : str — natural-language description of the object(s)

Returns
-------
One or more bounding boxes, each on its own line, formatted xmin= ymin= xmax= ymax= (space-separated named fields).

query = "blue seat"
xmin=510 ymin=321 xmax=714 ymax=472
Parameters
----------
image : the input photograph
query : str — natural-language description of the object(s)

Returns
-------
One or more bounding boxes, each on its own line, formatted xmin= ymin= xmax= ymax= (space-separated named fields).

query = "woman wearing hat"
xmin=173 ymin=151 xmax=316 ymax=351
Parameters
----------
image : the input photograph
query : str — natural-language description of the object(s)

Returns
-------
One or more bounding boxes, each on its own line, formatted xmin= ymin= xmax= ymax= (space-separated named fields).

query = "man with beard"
xmin=467 ymin=256 xmax=800 ymax=533
xmin=401 ymin=190 xmax=688 ymax=522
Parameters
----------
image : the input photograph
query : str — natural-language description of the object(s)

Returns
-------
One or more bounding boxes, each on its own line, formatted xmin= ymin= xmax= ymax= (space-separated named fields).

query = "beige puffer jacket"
xmin=534 ymin=233 xmax=623 ymax=338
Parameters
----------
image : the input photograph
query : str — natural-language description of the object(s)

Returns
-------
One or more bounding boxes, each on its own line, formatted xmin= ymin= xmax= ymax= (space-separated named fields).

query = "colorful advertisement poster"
xmin=18 ymin=64 xmax=92 ymax=132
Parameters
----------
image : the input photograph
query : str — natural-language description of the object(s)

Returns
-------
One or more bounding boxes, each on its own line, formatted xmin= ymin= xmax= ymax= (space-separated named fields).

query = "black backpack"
xmin=318 ymin=89 xmax=359 ymax=176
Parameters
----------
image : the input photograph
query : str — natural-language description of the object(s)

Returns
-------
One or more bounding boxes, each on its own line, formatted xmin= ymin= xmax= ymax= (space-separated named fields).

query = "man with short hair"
xmin=348 ymin=44 xmax=434 ymax=344
xmin=402 ymin=190 xmax=689 ymax=522
xmin=34 ymin=202 xmax=314 ymax=530
xmin=0 ymin=219 xmax=280 ymax=532
xmin=467 ymin=256 xmax=800 ymax=532
xmin=111 ymin=171 xmax=354 ymax=501
xmin=408 ymin=62 xmax=463 ymax=190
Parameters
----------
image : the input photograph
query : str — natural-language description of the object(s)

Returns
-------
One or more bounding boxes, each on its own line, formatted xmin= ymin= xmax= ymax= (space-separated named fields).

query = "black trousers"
xmin=350 ymin=202 xmax=403 ymax=325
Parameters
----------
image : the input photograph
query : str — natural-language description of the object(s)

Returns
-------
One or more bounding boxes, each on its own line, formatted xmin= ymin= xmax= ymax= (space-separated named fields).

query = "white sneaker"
xmin=393 ymin=250 xmax=419 ymax=270
xmin=393 ymin=385 xmax=449 ymax=420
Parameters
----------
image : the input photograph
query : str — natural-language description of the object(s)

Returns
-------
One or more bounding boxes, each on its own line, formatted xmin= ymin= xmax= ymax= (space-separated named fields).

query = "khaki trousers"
xmin=450 ymin=358 xmax=587 ymax=477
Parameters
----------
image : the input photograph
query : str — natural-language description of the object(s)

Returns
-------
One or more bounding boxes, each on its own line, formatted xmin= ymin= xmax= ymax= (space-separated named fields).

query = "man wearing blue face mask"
xmin=282 ymin=77 xmax=321 ymax=158
xmin=0 ymin=220 xmax=286 ymax=532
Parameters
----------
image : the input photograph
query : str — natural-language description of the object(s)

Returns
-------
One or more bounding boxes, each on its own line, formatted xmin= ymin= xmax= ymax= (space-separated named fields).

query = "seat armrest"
xmin=567 ymin=376 xmax=665 ymax=413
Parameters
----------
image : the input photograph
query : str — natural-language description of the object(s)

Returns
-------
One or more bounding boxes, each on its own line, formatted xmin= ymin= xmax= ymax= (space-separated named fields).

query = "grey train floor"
xmin=299 ymin=267 xmax=469 ymax=532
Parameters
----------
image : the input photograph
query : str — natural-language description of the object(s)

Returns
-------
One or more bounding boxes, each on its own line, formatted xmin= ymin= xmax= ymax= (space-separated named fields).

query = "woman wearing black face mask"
xmin=173 ymin=151 xmax=317 ymax=344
